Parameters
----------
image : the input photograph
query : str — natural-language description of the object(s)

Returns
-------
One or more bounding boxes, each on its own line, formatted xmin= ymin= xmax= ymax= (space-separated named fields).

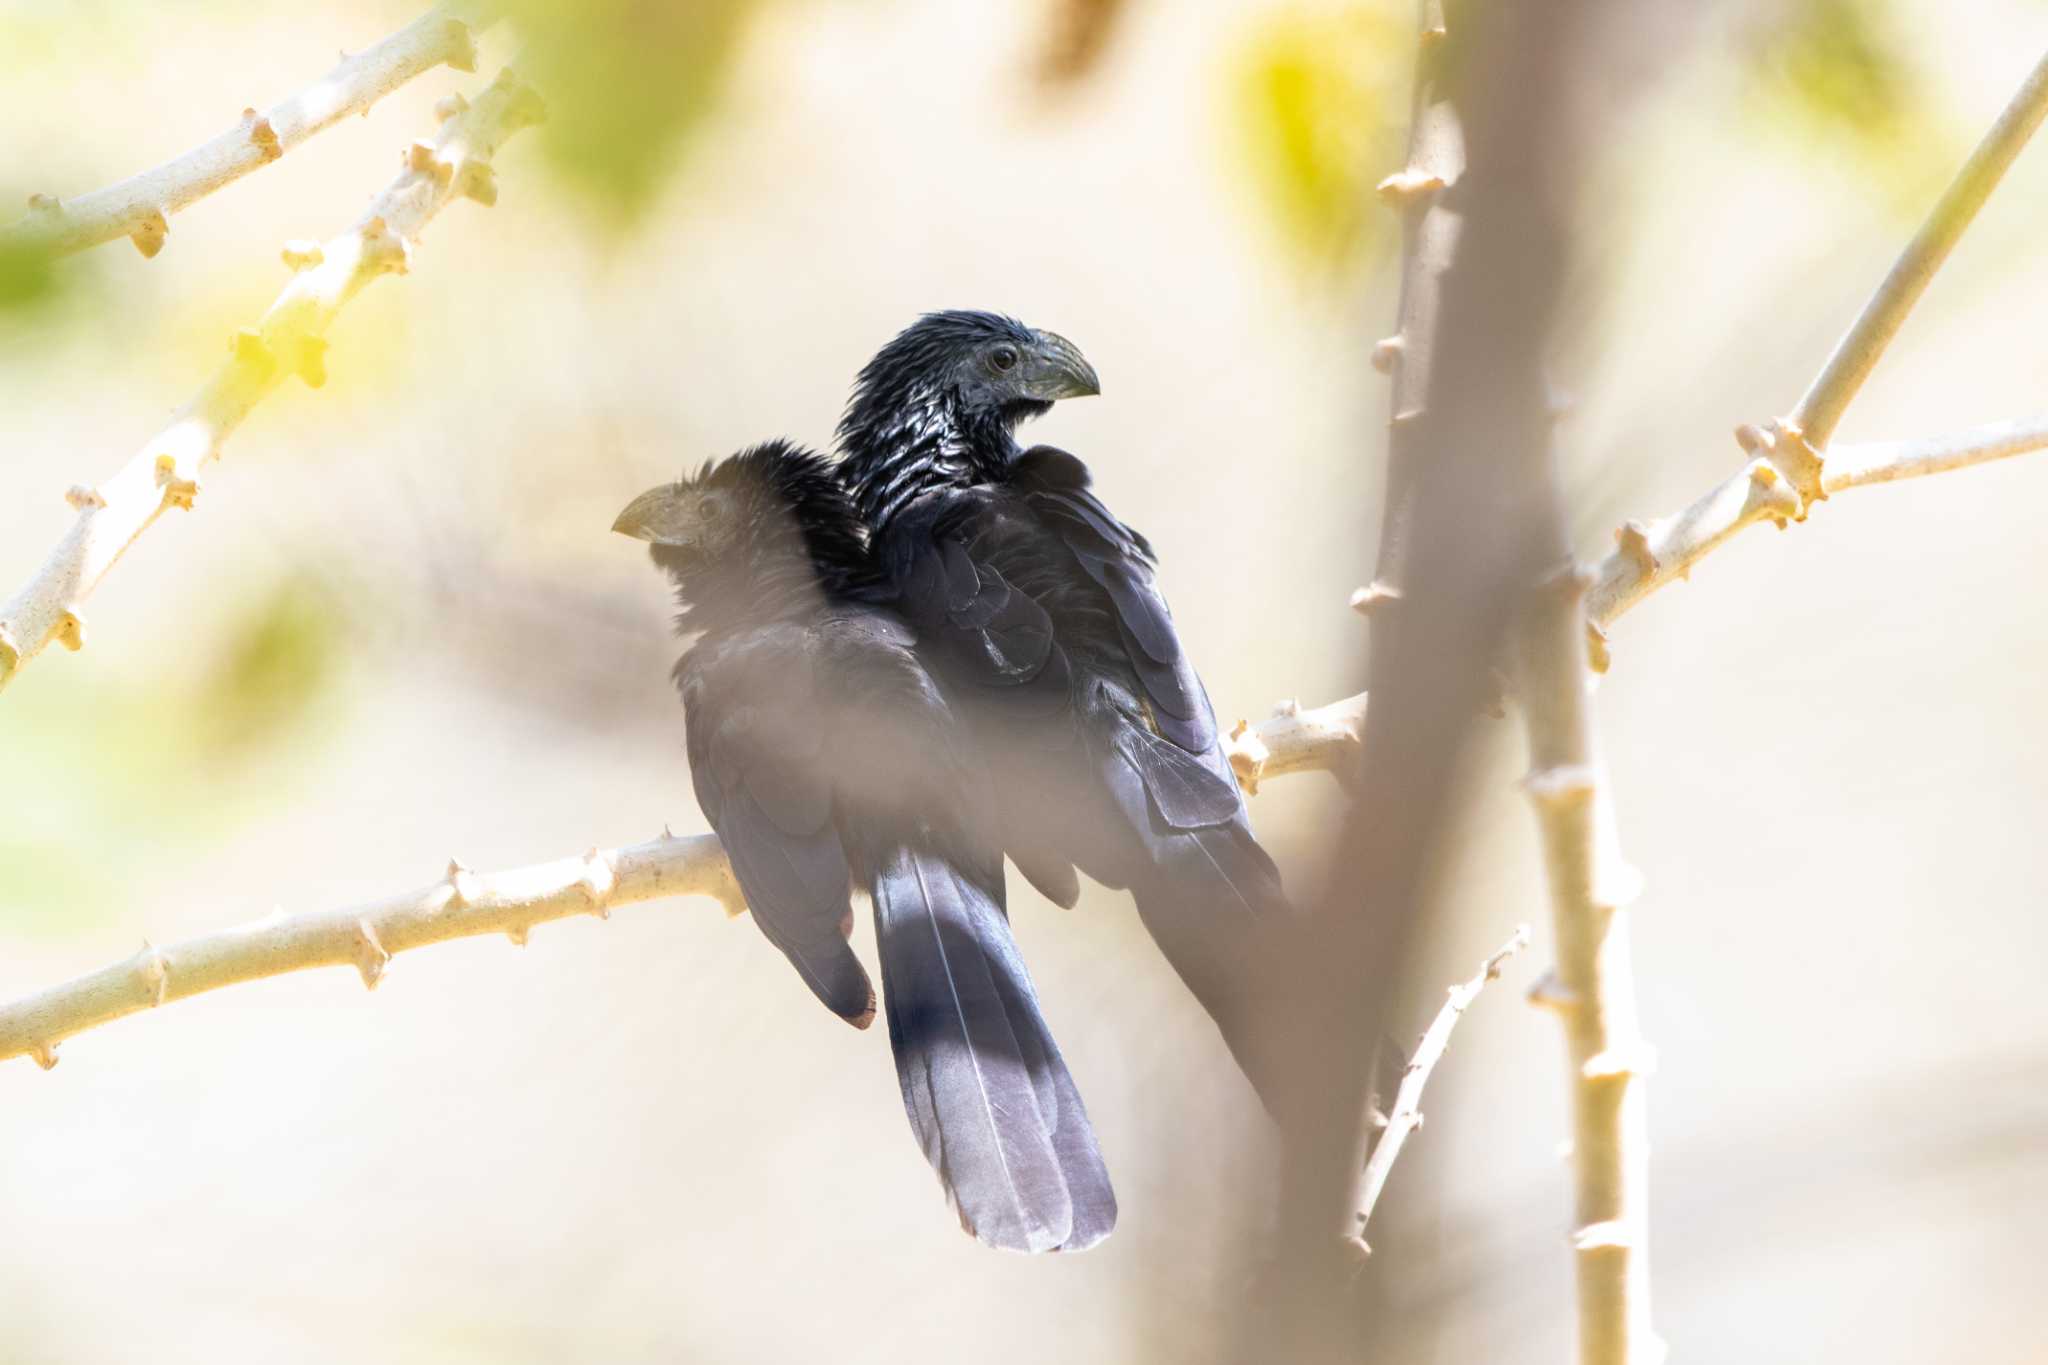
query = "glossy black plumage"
xmin=837 ymin=314 xmax=1292 ymax=1108
xmin=614 ymin=441 xmax=1115 ymax=1251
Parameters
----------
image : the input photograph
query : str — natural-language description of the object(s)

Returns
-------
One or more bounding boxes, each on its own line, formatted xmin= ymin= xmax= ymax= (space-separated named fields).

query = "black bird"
xmin=835 ymin=312 xmax=1292 ymax=1109
xmin=613 ymin=441 xmax=1115 ymax=1253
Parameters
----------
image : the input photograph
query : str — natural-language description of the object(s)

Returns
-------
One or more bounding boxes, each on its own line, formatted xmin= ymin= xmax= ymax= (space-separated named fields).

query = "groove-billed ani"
xmin=612 ymin=441 xmax=1115 ymax=1252
xmin=835 ymin=312 xmax=1292 ymax=1109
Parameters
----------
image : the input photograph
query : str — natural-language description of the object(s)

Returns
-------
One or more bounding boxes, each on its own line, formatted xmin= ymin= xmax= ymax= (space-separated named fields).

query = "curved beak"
xmin=1023 ymin=329 xmax=1101 ymax=401
xmin=612 ymin=486 xmax=683 ymax=544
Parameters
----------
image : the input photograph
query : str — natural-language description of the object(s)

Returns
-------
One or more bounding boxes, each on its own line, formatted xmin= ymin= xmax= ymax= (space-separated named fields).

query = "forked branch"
xmin=0 ymin=4 xmax=493 ymax=260
xmin=0 ymin=64 xmax=544 ymax=694
xmin=1353 ymin=923 xmax=1532 ymax=1247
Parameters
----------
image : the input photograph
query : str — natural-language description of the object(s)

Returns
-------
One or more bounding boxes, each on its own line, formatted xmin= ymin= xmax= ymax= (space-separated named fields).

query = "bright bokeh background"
xmin=3 ymin=1 xmax=2047 ymax=1361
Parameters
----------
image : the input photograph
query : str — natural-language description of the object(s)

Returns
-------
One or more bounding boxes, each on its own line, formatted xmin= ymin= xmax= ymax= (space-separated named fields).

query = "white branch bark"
xmin=0 ymin=697 xmax=1350 ymax=1069
xmin=0 ymin=63 xmax=545 ymax=695
xmin=1583 ymin=41 xmax=2048 ymax=662
xmin=0 ymin=833 xmax=743 ymax=1070
xmin=1353 ymin=923 xmax=1531 ymax=1247
xmin=0 ymin=5 xmax=494 ymax=260
xmin=1239 ymin=408 xmax=2048 ymax=767
xmin=1584 ymin=412 xmax=2048 ymax=667
xmin=1788 ymin=48 xmax=2048 ymax=453
xmin=1517 ymin=573 xmax=1658 ymax=1365
xmin=1224 ymin=693 xmax=1366 ymax=793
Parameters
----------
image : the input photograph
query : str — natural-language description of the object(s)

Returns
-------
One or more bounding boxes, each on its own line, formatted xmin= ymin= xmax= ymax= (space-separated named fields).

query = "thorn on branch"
xmin=1370 ymin=335 xmax=1404 ymax=375
xmin=26 ymin=192 xmax=62 ymax=219
xmin=445 ymin=858 xmax=479 ymax=908
xmin=154 ymin=453 xmax=202 ymax=511
xmin=1584 ymin=618 xmax=1611 ymax=674
xmin=1522 ymin=764 xmax=1597 ymax=808
xmin=580 ymin=849 xmax=616 ymax=918
xmin=53 ymin=610 xmax=85 ymax=653
xmin=1736 ymin=420 xmax=1826 ymax=518
xmin=1572 ymin=1220 xmax=1633 ymax=1253
xmin=1615 ymin=521 xmax=1658 ymax=576
xmin=29 ymin=1041 xmax=58 ymax=1071
xmin=1376 ymin=168 xmax=1448 ymax=207
xmin=1419 ymin=0 xmax=1447 ymax=46
xmin=134 ymin=940 xmax=170 ymax=1007
xmin=506 ymin=925 xmax=530 ymax=947
xmin=442 ymin=17 xmax=479 ymax=74
xmin=281 ymin=239 xmax=325 ymax=272
xmin=1350 ymin=581 xmax=1402 ymax=617
xmin=1742 ymin=458 xmax=1801 ymax=530
xmin=360 ymin=216 xmax=412 ymax=276
xmin=229 ymin=327 xmax=277 ymax=378
xmin=455 ymin=159 xmax=498 ymax=207
xmin=1226 ymin=718 xmax=1269 ymax=794
xmin=491 ymin=67 xmax=549 ymax=131
xmin=434 ymin=92 xmax=469 ymax=124
xmin=283 ymin=336 xmax=329 ymax=389
xmin=64 ymin=484 xmax=106 ymax=511
xmin=1526 ymin=968 xmax=1579 ymax=1013
xmin=352 ymin=918 xmax=390 ymax=990
xmin=1582 ymin=1043 xmax=1658 ymax=1082
xmin=404 ymin=140 xmax=453 ymax=187
xmin=130 ymin=208 xmax=169 ymax=259
xmin=0 ymin=625 xmax=20 ymax=674
xmin=244 ymin=109 xmax=282 ymax=162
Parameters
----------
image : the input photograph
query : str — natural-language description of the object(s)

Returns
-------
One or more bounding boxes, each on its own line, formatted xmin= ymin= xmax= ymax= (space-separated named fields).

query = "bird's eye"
xmin=989 ymin=345 xmax=1020 ymax=373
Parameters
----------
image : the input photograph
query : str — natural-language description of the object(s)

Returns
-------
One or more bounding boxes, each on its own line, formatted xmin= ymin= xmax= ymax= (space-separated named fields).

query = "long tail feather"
xmin=1129 ymin=813 xmax=1295 ymax=1114
xmin=872 ymin=847 xmax=1116 ymax=1252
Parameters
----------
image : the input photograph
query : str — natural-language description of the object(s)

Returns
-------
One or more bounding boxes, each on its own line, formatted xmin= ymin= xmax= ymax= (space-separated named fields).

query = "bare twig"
xmin=1517 ymin=570 xmax=1658 ymax=1365
xmin=0 ymin=833 xmax=742 ymax=1071
xmin=1365 ymin=0 xmax=1458 ymax=604
xmin=0 ymin=64 xmax=544 ymax=695
xmin=0 ymin=694 xmax=1350 ymax=1068
xmin=1789 ymin=47 xmax=2048 ymax=453
xmin=1354 ymin=923 xmax=1531 ymax=1246
xmin=1584 ymin=414 xmax=2048 ymax=654
xmin=0 ymin=5 xmax=493 ymax=261
xmin=1237 ymin=410 xmax=2048 ymax=762
xmin=1225 ymin=693 xmax=1367 ymax=793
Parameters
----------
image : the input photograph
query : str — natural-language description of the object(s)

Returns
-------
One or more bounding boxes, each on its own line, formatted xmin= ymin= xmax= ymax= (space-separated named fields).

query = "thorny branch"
xmin=0 ymin=695 xmax=1339 ymax=1070
xmin=0 ymin=4 xmax=494 ymax=261
xmin=1518 ymin=570 xmax=1658 ymax=1365
xmin=0 ymin=834 xmax=742 ymax=1071
xmin=1353 ymin=923 xmax=1531 ymax=1247
xmin=1584 ymin=415 xmax=2048 ymax=664
xmin=0 ymin=63 xmax=545 ymax=695
xmin=1224 ymin=410 xmax=2048 ymax=783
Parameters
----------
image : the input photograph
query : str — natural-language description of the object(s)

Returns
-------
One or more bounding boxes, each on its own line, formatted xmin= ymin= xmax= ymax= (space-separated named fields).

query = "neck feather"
xmin=838 ymin=383 xmax=1018 ymax=529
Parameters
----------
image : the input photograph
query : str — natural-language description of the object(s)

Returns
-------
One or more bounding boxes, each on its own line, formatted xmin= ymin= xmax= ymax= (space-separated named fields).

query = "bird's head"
xmin=839 ymin=310 xmax=1100 ymax=457
xmin=612 ymin=440 xmax=867 ymax=625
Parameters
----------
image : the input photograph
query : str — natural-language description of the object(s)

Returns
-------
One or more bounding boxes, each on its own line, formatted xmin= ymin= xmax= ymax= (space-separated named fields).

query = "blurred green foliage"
xmin=196 ymin=575 xmax=348 ymax=753
xmin=1229 ymin=2 xmax=1409 ymax=276
xmin=0 ymin=237 xmax=60 ymax=315
xmin=0 ymin=578 xmax=350 ymax=932
xmin=1767 ymin=0 xmax=1911 ymax=136
xmin=1743 ymin=0 xmax=1958 ymax=212
xmin=506 ymin=0 xmax=771 ymax=226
